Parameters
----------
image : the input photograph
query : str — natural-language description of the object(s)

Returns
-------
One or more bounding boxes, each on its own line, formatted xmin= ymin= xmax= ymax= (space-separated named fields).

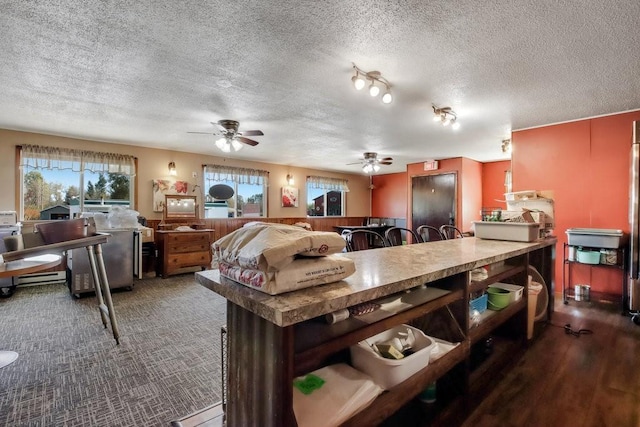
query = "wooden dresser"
xmin=156 ymin=229 xmax=215 ymax=278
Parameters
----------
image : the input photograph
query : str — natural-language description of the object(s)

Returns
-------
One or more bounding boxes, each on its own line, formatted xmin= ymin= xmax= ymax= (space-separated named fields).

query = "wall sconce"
xmin=352 ymin=63 xmax=393 ymax=104
xmin=501 ymin=139 xmax=512 ymax=154
xmin=432 ymin=106 xmax=460 ymax=130
xmin=286 ymin=174 xmax=294 ymax=186
xmin=168 ymin=162 xmax=177 ymax=176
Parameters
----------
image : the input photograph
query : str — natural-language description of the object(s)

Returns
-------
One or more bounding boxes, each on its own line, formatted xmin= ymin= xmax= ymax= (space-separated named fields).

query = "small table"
xmin=2 ymin=234 xmax=121 ymax=345
xmin=0 ymin=254 xmax=62 ymax=368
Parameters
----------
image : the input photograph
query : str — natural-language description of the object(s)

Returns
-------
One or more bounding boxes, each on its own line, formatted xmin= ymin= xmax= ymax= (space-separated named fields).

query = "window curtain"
xmin=204 ymin=164 xmax=269 ymax=185
xmin=306 ymin=175 xmax=350 ymax=192
xmin=19 ymin=144 xmax=136 ymax=175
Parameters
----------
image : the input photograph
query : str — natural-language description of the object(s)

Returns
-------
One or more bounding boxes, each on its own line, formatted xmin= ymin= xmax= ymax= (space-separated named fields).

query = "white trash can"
xmin=528 ymin=282 xmax=543 ymax=339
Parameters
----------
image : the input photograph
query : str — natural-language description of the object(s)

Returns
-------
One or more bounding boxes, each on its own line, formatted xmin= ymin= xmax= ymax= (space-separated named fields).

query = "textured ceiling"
xmin=1 ymin=1 xmax=640 ymax=174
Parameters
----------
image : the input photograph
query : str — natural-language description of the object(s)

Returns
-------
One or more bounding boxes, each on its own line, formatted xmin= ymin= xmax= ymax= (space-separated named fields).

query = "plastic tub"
xmin=566 ymin=228 xmax=626 ymax=249
xmin=473 ymin=221 xmax=540 ymax=242
xmin=576 ymin=249 xmax=600 ymax=264
xmin=488 ymin=283 xmax=524 ymax=303
xmin=350 ymin=325 xmax=435 ymax=390
xmin=486 ymin=287 xmax=510 ymax=310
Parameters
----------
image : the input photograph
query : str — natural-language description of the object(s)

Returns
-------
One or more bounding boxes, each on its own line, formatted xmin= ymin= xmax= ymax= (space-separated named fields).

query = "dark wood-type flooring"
xmin=461 ymin=299 xmax=640 ymax=427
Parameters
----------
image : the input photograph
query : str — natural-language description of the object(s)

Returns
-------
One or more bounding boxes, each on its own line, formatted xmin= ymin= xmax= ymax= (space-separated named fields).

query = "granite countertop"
xmin=196 ymin=237 xmax=556 ymax=327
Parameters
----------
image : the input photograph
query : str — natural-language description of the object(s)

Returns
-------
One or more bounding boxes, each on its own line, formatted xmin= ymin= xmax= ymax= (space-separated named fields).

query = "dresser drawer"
xmin=166 ymin=232 xmax=211 ymax=244
xmin=168 ymin=242 xmax=210 ymax=254
xmin=167 ymin=251 xmax=211 ymax=268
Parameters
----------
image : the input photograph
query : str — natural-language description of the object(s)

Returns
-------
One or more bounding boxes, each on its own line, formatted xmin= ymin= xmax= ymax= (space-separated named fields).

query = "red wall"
xmin=482 ymin=161 xmax=511 ymax=208
xmin=371 ymin=172 xmax=407 ymax=218
xmin=513 ymin=111 xmax=640 ymax=297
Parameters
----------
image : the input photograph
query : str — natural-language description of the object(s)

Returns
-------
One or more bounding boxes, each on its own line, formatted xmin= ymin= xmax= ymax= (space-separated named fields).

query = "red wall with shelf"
xmin=512 ymin=111 xmax=640 ymax=297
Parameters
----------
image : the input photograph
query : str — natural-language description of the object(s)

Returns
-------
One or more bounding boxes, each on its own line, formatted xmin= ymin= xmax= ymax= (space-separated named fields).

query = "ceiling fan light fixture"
xmin=231 ymin=139 xmax=243 ymax=151
xmin=215 ymin=137 xmax=227 ymax=150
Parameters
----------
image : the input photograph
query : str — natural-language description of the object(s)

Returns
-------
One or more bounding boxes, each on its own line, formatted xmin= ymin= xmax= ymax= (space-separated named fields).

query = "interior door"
xmin=411 ymin=173 xmax=457 ymax=230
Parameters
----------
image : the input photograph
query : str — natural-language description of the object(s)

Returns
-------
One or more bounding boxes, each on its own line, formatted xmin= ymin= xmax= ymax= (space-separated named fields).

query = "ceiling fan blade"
xmin=239 ymin=130 xmax=264 ymax=136
xmin=187 ymin=131 xmax=216 ymax=135
xmin=212 ymin=121 xmax=228 ymax=133
xmin=379 ymin=161 xmax=393 ymax=165
xmin=380 ymin=157 xmax=393 ymax=161
xmin=236 ymin=136 xmax=259 ymax=146
xmin=346 ymin=161 xmax=363 ymax=165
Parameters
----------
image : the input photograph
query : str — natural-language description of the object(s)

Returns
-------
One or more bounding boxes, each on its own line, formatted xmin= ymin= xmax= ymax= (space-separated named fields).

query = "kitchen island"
xmin=196 ymin=236 xmax=556 ymax=426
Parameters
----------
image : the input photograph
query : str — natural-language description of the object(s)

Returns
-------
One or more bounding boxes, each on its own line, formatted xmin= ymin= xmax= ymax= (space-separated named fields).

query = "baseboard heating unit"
xmin=16 ymin=271 xmax=67 ymax=287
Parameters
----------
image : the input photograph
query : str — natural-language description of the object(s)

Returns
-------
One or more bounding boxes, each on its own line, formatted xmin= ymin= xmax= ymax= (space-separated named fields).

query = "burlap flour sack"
xmin=218 ymin=254 xmax=356 ymax=294
xmin=213 ymin=223 xmax=346 ymax=271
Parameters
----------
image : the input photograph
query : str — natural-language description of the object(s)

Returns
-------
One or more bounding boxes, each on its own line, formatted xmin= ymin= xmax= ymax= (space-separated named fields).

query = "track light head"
xmin=369 ymin=81 xmax=380 ymax=97
xmin=382 ymin=91 xmax=392 ymax=104
xmin=352 ymin=74 xmax=365 ymax=90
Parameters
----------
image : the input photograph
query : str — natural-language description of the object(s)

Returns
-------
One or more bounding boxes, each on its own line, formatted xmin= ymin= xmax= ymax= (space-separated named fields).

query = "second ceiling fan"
xmin=189 ymin=120 xmax=263 ymax=152
xmin=349 ymin=152 xmax=393 ymax=173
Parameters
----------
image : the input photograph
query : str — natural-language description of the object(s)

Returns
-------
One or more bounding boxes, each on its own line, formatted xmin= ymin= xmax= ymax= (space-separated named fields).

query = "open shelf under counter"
xmin=342 ymin=339 xmax=469 ymax=427
xmin=294 ymin=286 xmax=463 ymax=375
xmin=468 ymin=298 xmax=527 ymax=345
xmin=469 ymin=261 xmax=527 ymax=294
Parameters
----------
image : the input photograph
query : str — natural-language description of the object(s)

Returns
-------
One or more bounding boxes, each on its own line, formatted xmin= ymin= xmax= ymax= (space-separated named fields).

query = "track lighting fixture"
xmin=352 ymin=63 xmax=393 ymax=104
xmin=215 ymin=136 xmax=243 ymax=153
xmin=432 ymin=106 xmax=460 ymax=130
xmin=168 ymin=162 xmax=177 ymax=176
xmin=501 ymin=139 xmax=512 ymax=154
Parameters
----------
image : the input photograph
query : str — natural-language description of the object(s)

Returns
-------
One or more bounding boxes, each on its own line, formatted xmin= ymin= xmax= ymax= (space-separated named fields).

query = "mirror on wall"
xmin=164 ymin=195 xmax=198 ymax=220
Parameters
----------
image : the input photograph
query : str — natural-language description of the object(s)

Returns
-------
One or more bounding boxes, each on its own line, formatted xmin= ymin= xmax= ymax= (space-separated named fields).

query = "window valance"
xmin=204 ymin=164 xmax=269 ymax=185
xmin=306 ymin=175 xmax=350 ymax=192
xmin=20 ymin=144 xmax=136 ymax=176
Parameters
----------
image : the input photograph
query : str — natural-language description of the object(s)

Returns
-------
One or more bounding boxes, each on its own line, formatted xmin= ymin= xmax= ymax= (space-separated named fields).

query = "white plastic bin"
xmin=473 ymin=221 xmax=540 ymax=242
xmin=350 ymin=325 xmax=435 ymax=390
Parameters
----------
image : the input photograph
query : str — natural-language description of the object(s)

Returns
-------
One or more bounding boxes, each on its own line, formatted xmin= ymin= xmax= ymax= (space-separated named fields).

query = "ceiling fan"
xmin=188 ymin=120 xmax=263 ymax=152
xmin=349 ymin=152 xmax=393 ymax=173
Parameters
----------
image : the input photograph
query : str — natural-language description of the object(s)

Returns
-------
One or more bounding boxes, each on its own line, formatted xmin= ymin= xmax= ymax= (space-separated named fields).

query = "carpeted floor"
xmin=0 ymin=274 xmax=226 ymax=427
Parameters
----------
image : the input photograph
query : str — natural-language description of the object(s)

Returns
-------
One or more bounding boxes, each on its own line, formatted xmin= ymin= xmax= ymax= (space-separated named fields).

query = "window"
xmin=19 ymin=145 xmax=136 ymax=220
xmin=203 ymin=164 xmax=268 ymax=218
xmin=306 ymin=175 xmax=349 ymax=217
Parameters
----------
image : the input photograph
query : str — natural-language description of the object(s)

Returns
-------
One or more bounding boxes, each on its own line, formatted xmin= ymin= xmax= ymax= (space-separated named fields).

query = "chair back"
xmin=345 ymin=230 xmax=389 ymax=252
xmin=384 ymin=227 xmax=420 ymax=246
xmin=439 ymin=224 xmax=464 ymax=239
xmin=416 ymin=225 xmax=444 ymax=242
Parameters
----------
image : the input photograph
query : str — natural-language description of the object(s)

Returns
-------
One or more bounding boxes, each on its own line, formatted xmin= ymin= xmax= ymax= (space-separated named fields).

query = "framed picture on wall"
xmin=153 ymin=179 xmax=189 ymax=212
xmin=281 ymin=186 xmax=299 ymax=207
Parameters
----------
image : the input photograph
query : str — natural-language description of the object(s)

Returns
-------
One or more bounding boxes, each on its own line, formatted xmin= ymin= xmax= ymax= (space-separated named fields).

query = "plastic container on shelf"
xmin=565 ymin=228 xmax=626 ymax=249
xmin=486 ymin=287 xmax=510 ymax=310
xmin=576 ymin=249 xmax=600 ymax=265
xmin=350 ymin=325 xmax=436 ymax=390
xmin=472 ymin=221 xmax=540 ymax=242
xmin=469 ymin=293 xmax=488 ymax=315
xmin=488 ymin=282 xmax=524 ymax=303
